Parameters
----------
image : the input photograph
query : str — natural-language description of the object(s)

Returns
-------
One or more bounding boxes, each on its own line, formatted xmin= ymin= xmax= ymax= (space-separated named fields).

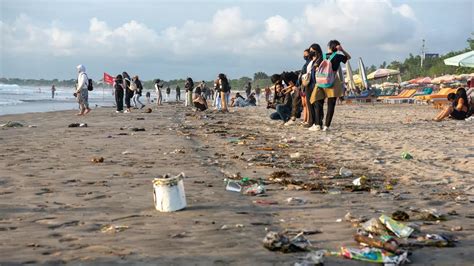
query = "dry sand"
xmin=0 ymin=102 xmax=473 ymax=265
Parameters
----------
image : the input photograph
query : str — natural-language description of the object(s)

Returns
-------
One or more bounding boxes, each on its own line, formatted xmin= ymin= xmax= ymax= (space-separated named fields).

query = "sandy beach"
xmin=0 ymin=102 xmax=473 ymax=265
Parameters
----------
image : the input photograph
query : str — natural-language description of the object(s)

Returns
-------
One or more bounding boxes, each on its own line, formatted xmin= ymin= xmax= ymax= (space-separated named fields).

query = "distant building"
xmin=425 ymin=53 xmax=439 ymax=59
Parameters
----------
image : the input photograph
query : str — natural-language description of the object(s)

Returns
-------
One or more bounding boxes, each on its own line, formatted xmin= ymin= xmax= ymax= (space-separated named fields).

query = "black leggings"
xmin=125 ymin=89 xmax=133 ymax=108
xmin=315 ymin=97 xmax=337 ymax=128
xmin=115 ymin=89 xmax=124 ymax=111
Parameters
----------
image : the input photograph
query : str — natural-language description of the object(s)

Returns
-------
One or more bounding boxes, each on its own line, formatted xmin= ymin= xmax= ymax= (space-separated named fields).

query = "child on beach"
xmin=433 ymin=88 xmax=469 ymax=121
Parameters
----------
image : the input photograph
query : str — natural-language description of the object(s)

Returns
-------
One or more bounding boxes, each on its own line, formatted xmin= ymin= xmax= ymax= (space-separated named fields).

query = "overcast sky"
xmin=1 ymin=0 xmax=473 ymax=81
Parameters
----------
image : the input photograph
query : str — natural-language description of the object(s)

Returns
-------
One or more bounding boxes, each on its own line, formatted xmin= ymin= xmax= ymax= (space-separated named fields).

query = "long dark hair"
xmin=122 ymin=72 xmax=130 ymax=80
xmin=218 ymin=73 xmax=229 ymax=87
xmin=309 ymin=43 xmax=323 ymax=66
xmin=455 ymin=87 xmax=468 ymax=107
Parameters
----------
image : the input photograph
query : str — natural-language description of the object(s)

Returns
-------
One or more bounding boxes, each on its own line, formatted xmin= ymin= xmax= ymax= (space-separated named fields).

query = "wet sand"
xmin=0 ymin=102 xmax=473 ymax=265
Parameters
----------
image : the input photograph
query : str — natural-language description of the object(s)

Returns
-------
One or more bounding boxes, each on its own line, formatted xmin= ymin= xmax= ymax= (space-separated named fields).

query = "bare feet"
xmin=84 ymin=108 xmax=91 ymax=115
xmin=76 ymin=113 xmax=84 ymax=116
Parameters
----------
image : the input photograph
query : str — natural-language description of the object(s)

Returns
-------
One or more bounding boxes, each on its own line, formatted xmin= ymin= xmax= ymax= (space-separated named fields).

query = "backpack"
xmin=129 ymin=80 xmax=138 ymax=91
xmin=87 ymin=78 xmax=93 ymax=91
xmin=316 ymin=53 xmax=337 ymax=88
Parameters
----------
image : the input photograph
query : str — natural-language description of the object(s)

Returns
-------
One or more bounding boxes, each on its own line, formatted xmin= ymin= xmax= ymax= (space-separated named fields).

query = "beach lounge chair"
xmin=383 ymin=89 xmax=417 ymax=104
xmin=413 ymin=88 xmax=433 ymax=104
xmin=429 ymin=88 xmax=457 ymax=109
xmin=346 ymin=89 xmax=376 ymax=103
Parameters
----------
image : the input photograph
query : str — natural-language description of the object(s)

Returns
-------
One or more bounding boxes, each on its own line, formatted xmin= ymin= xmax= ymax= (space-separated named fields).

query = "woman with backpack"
xmin=122 ymin=72 xmax=133 ymax=113
xmin=132 ymin=76 xmax=145 ymax=109
xmin=114 ymin=74 xmax=124 ymax=113
xmin=312 ymin=40 xmax=351 ymax=131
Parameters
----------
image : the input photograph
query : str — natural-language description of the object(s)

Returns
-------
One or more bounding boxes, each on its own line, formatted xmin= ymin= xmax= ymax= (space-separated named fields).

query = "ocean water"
xmin=0 ymin=84 xmax=116 ymax=116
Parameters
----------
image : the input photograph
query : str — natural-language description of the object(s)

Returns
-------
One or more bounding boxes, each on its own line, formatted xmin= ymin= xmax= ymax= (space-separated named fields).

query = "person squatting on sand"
xmin=132 ymin=76 xmax=145 ymax=109
xmin=269 ymin=72 xmax=296 ymax=121
xmin=122 ymin=72 xmax=133 ymax=113
xmin=230 ymin=92 xmax=256 ymax=107
xmin=75 ymin=64 xmax=91 ymax=116
xmin=114 ymin=74 xmax=124 ymax=113
xmin=193 ymin=84 xmax=208 ymax=111
xmin=155 ymin=79 xmax=163 ymax=106
xmin=433 ymin=88 xmax=470 ymax=121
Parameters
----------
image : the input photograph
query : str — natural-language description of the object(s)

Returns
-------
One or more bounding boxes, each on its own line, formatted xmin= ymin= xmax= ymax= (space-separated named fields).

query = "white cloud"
xmin=0 ymin=1 xmax=422 ymax=78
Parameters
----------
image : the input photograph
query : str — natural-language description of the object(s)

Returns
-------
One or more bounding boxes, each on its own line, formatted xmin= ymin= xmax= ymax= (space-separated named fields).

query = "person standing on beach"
xmin=114 ymin=74 xmax=124 ymax=113
xmin=51 ymin=85 xmax=56 ymax=99
xmin=245 ymin=82 xmax=252 ymax=98
xmin=122 ymin=72 xmax=133 ymax=113
xmin=218 ymin=73 xmax=230 ymax=112
xmin=132 ymin=76 xmax=145 ymax=109
xmin=75 ymin=64 xmax=91 ymax=116
xmin=185 ymin=77 xmax=194 ymax=107
xmin=255 ymin=85 xmax=261 ymax=105
xmin=166 ymin=86 xmax=171 ymax=102
xmin=313 ymin=40 xmax=351 ymax=131
xmin=176 ymin=85 xmax=181 ymax=101
xmin=155 ymin=79 xmax=163 ymax=106
xmin=146 ymin=91 xmax=151 ymax=104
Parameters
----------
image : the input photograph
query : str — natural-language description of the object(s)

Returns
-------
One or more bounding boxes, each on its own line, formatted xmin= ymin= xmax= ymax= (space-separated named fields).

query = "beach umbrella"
xmin=345 ymin=61 xmax=357 ymax=91
xmin=432 ymin=74 xmax=455 ymax=84
xmin=367 ymin=68 xmax=400 ymax=80
xmin=417 ymin=77 xmax=432 ymax=84
xmin=444 ymin=50 xmax=474 ymax=67
xmin=358 ymin=57 xmax=369 ymax=90
xmin=455 ymin=73 xmax=470 ymax=80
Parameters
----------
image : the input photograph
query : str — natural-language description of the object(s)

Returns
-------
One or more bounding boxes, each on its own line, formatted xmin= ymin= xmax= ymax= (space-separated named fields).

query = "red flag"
xmin=104 ymin=72 xmax=114 ymax=85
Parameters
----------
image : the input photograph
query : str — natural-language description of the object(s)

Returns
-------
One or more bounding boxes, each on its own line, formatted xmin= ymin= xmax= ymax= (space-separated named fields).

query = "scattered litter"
xmin=286 ymin=197 xmax=307 ymax=205
xmin=253 ymin=199 xmax=278 ymax=205
xmin=401 ymin=152 xmax=413 ymax=160
xmin=152 ymin=172 xmax=186 ymax=212
xmin=362 ymin=218 xmax=389 ymax=236
xmin=295 ymin=250 xmax=326 ymax=266
xmin=68 ymin=123 xmax=87 ymax=128
xmin=290 ymin=152 xmax=301 ymax=159
xmin=451 ymin=226 xmax=462 ymax=231
xmin=136 ymin=117 xmax=145 ymax=120
xmin=100 ymin=224 xmax=129 ymax=233
xmin=242 ymin=183 xmax=265 ymax=196
xmin=91 ymin=157 xmax=104 ymax=163
xmin=28 ymin=125 xmax=37 ymax=128
xmin=144 ymin=108 xmax=152 ymax=113
xmin=392 ymin=210 xmax=410 ymax=221
xmin=352 ymin=176 xmax=368 ymax=186
xmin=336 ymin=218 xmax=342 ymax=222
xmin=170 ymin=232 xmax=187 ymax=238
xmin=339 ymin=167 xmax=353 ymax=178
xmin=354 ymin=234 xmax=399 ymax=253
xmin=129 ymin=127 xmax=145 ymax=132
xmin=339 ymin=247 xmax=408 ymax=265
xmin=263 ymin=231 xmax=311 ymax=253
xmin=225 ymin=177 xmax=265 ymax=196
xmin=121 ymin=150 xmax=132 ymax=155
xmin=379 ymin=214 xmax=414 ymax=238
xmin=1 ymin=121 xmax=24 ymax=128
xmin=414 ymin=234 xmax=456 ymax=247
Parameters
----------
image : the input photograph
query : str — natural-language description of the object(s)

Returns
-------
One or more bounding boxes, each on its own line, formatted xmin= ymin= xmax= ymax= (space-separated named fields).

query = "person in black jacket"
xmin=114 ymin=74 xmax=124 ymax=113
xmin=122 ymin=71 xmax=133 ymax=113
xmin=270 ymin=72 xmax=297 ymax=122
xmin=132 ymin=75 xmax=145 ymax=109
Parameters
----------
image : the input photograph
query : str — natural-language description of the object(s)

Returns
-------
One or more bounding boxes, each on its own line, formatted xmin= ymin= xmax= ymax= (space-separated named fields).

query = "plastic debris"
xmin=253 ymin=199 xmax=278 ymax=205
xmin=414 ymin=234 xmax=456 ymax=247
xmin=339 ymin=247 xmax=408 ymax=265
xmin=339 ymin=167 xmax=353 ymax=178
xmin=1 ymin=121 xmax=24 ymax=128
xmin=392 ymin=210 xmax=410 ymax=221
xmin=242 ymin=183 xmax=265 ymax=196
xmin=286 ymin=197 xmax=307 ymax=205
xmin=354 ymin=234 xmax=399 ymax=253
xmin=352 ymin=176 xmax=368 ymax=186
xmin=401 ymin=152 xmax=413 ymax=160
xmin=294 ymin=250 xmax=326 ymax=266
xmin=290 ymin=152 xmax=301 ymax=159
xmin=91 ymin=157 xmax=104 ymax=163
xmin=100 ymin=224 xmax=129 ymax=233
xmin=263 ymin=231 xmax=311 ymax=253
xmin=379 ymin=214 xmax=414 ymax=238
xmin=68 ymin=123 xmax=87 ymax=128
xmin=362 ymin=218 xmax=389 ymax=236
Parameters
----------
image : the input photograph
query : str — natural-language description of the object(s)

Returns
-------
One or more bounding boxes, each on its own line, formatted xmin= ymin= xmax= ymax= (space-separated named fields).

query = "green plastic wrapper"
xmin=379 ymin=214 xmax=414 ymax=238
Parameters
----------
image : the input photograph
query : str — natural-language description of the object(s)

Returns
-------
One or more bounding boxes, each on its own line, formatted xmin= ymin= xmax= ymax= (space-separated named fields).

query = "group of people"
xmin=266 ymin=40 xmax=351 ymax=131
xmin=112 ymin=72 xmax=145 ymax=113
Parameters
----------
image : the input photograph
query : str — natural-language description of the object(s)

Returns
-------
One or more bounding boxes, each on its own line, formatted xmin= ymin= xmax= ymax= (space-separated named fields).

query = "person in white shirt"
xmin=75 ymin=64 xmax=91 ymax=116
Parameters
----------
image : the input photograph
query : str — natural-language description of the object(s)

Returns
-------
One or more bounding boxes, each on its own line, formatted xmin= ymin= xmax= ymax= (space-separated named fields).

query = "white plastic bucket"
xmin=152 ymin=173 xmax=186 ymax=212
